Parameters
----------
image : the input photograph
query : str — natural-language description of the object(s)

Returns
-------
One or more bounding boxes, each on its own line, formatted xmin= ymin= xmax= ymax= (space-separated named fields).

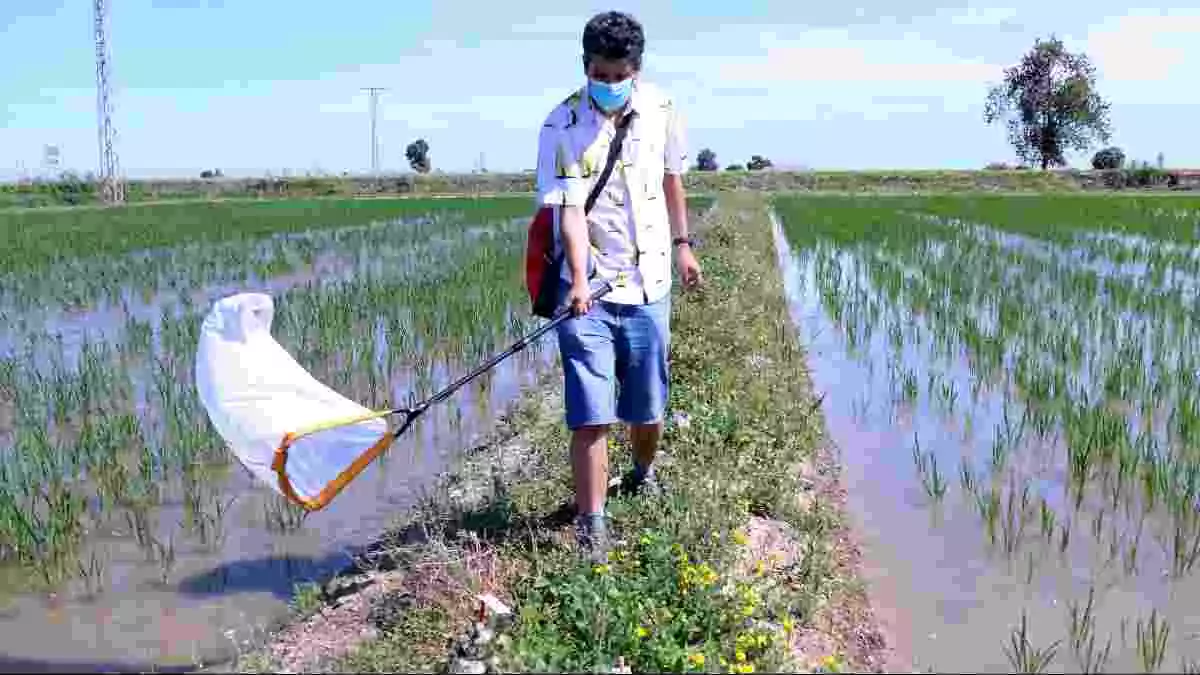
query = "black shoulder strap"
xmin=584 ymin=109 xmax=637 ymax=214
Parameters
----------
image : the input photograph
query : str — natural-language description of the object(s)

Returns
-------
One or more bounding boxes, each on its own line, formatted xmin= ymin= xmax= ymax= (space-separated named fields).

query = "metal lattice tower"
xmin=94 ymin=0 xmax=125 ymax=204
xmin=362 ymin=87 xmax=387 ymax=174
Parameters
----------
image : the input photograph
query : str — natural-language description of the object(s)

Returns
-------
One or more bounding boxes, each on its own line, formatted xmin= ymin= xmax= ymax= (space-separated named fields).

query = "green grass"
xmin=8 ymin=167 xmax=1163 ymax=210
xmin=240 ymin=192 xmax=865 ymax=674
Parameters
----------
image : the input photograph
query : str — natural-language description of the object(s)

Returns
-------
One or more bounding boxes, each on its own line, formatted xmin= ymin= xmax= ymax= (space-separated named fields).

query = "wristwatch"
xmin=673 ymin=236 xmax=696 ymax=248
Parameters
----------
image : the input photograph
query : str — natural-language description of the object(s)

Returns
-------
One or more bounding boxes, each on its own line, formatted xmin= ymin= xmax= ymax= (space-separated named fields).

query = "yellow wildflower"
xmin=782 ymin=616 xmax=795 ymax=633
xmin=735 ymin=649 xmax=746 ymax=662
xmin=636 ymin=626 xmax=649 ymax=639
xmin=688 ymin=652 xmax=706 ymax=668
xmin=732 ymin=529 xmax=749 ymax=546
xmin=592 ymin=564 xmax=610 ymax=576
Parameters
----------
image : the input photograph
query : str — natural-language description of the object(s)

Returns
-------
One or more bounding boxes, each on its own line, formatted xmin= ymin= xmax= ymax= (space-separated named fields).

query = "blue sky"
xmin=2 ymin=1 xmax=1198 ymax=179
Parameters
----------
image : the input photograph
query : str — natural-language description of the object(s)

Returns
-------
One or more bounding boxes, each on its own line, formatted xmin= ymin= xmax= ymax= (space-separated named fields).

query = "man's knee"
xmin=571 ymin=423 xmax=608 ymax=446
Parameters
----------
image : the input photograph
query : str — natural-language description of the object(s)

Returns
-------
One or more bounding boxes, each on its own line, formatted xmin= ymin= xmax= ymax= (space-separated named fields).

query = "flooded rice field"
xmin=0 ymin=196 xmax=713 ymax=671
xmin=772 ymin=194 xmax=1200 ymax=673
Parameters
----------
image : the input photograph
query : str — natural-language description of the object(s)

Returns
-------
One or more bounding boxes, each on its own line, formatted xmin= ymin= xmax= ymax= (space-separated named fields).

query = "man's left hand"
xmin=675 ymin=245 xmax=702 ymax=290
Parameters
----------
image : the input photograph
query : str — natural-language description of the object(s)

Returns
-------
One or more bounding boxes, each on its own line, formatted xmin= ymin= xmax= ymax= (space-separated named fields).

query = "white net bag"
xmin=194 ymin=292 xmax=392 ymax=511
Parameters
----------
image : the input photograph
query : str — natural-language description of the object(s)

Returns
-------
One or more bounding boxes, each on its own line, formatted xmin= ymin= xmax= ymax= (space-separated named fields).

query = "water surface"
xmin=772 ymin=198 xmax=1200 ymax=673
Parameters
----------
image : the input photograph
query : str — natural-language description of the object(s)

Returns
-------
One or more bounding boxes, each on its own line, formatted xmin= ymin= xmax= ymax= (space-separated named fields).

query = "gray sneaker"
xmin=618 ymin=464 xmax=664 ymax=498
xmin=574 ymin=512 xmax=610 ymax=565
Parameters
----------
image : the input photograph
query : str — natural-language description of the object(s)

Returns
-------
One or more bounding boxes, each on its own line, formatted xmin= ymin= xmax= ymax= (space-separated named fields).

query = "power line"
xmin=362 ymin=87 xmax=387 ymax=174
xmin=94 ymin=0 xmax=125 ymax=204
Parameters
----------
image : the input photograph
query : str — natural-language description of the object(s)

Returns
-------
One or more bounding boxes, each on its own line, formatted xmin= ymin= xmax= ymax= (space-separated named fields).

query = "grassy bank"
xmin=9 ymin=167 xmax=1199 ymax=209
xmin=230 ymin=193 xmax=894 ymax=673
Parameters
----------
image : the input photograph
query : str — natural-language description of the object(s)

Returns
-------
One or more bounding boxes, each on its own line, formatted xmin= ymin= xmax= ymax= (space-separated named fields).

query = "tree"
xmin=725 ymin=164 xmax=744 ymax=171
xmin=695 ymin=148 xmax=718 ymax=171
xmin=1091 ymin=147 xmax=1124 ymax=170
xmin=746 ymin=155 xmax=773 ymax=171
xmin=984 ymin=36 xmax=1112 ymax=170
xmin=406 ymin=139 xmax=431 ymax=173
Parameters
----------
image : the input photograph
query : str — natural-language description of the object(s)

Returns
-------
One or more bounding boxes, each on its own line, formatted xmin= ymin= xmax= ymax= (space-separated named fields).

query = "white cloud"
xmin=716 ymin=27 xmax=1004 ymax=84
xmin=509 ymin=14 xmax=584 ymax=37
xmin=940 ymin=7 xmax=1021 ymax=26
xmin=1082 ymin=10 xmax=1199 ymax=82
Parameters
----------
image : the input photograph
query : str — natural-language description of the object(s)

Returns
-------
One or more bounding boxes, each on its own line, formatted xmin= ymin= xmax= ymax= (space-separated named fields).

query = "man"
xmin=534 ymin=10 xmax=702 ymax=563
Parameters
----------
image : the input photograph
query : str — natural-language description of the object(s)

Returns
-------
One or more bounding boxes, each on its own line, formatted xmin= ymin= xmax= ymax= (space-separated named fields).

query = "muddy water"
xmin=771 ymin=212 xmax=1200 ymax=673
xmin=0 ymin=213 xmax=564 ymax=670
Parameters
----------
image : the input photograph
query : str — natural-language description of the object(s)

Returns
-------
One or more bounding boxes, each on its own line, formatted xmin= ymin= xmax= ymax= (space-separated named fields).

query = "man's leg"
xmin=571 ymin=425 xmax=608 ymax=515
xmin=615 ymin=294 xmax=671 ymax=492
xmin=628 ymin=421 xmax=661 ymax=481
xmin=556 ymin=301 xmax=618 ymax=561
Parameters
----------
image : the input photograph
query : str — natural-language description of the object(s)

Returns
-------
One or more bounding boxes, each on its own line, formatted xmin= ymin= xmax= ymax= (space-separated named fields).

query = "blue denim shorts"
xmin=554 ymin=291 xmax=671 ymax=430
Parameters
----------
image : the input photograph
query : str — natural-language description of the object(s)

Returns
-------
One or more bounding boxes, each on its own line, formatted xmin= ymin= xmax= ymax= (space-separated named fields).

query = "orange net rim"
xmin=268 ymin=415 xmax=398 ymax=512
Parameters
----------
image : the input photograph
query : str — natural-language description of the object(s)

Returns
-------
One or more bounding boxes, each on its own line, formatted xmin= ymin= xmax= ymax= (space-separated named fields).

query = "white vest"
xmin=535 ymin=80 xmax=689 ymax=305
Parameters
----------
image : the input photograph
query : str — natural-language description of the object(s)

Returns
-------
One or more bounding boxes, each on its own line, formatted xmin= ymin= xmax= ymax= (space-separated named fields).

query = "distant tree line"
xmin=693 ymin=148 xmax=773 ymax=172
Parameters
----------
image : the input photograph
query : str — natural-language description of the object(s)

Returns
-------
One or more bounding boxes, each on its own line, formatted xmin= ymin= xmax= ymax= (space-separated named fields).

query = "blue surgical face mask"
xmin=588 ymin=77 xmax=633 ymax=112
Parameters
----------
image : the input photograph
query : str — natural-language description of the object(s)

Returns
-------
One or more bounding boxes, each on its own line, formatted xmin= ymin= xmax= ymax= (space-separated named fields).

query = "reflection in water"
xmin=771 ymin=197 xmax=1200 ymax=673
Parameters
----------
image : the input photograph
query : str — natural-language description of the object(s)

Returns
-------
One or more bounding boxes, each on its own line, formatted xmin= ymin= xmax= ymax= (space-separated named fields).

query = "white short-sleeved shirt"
xmin=535 ymin=80 xmax=688 ymax=305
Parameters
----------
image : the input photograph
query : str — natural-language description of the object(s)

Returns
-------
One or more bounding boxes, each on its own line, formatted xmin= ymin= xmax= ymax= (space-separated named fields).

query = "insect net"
xmin=194 ymin=292 xmax=392 ymax=511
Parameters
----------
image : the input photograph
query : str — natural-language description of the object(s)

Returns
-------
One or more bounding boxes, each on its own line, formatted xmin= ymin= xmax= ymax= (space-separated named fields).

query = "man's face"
xmin=584 ymin=55 xmax=637 ymax=83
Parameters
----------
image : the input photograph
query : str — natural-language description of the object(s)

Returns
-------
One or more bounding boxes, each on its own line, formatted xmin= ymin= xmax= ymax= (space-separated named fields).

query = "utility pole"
xmin=362 ymin=87 xmax=387 ymax=175
xmin=44 ymin=145 xmax=61 ymax=179
xmin=94 ymin=0 xmax=125 ymax=204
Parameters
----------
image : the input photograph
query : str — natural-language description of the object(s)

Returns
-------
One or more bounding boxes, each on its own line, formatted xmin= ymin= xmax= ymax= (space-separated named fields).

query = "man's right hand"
xmin=568 ymin=278 xmax=594 ymax=316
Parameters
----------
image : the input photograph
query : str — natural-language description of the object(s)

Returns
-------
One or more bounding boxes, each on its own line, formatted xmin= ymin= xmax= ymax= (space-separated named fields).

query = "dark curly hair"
xmin=582 ymin=11 xmax=645 ymax=70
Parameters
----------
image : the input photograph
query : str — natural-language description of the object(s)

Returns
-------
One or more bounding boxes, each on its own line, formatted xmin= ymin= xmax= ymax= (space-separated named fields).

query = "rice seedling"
xmin=76 ymin=548 xmax=106 ymax=598
xmin=1066 ymin=586 xmax=1113 ymax=674
xmin=264 ymin=494 xmax=308 ymax=534
xmin=774 ymin=192 xmax=1200 ymax=670
xmin=150 ymin=533 xmax=177 ymax=586
xmin=3 ymin=196 xmax=723 ymax=611
xmin=1002 ymin=611 xmax=1060 ymax=674
xmin=910 ymin=433 xmax=947 ymax=501
xmin=1038 ymin=497 xmax=1056 ymax=540
xmin=1136 ymin=609 xmax=1170 ymax=672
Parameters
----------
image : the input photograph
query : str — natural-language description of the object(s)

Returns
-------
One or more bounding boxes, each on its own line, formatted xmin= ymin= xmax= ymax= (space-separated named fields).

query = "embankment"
xmin=7 ymin=168 xmax=1200 ymax=208
xmin=222 ymin=193 xmax=905 ymax=673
